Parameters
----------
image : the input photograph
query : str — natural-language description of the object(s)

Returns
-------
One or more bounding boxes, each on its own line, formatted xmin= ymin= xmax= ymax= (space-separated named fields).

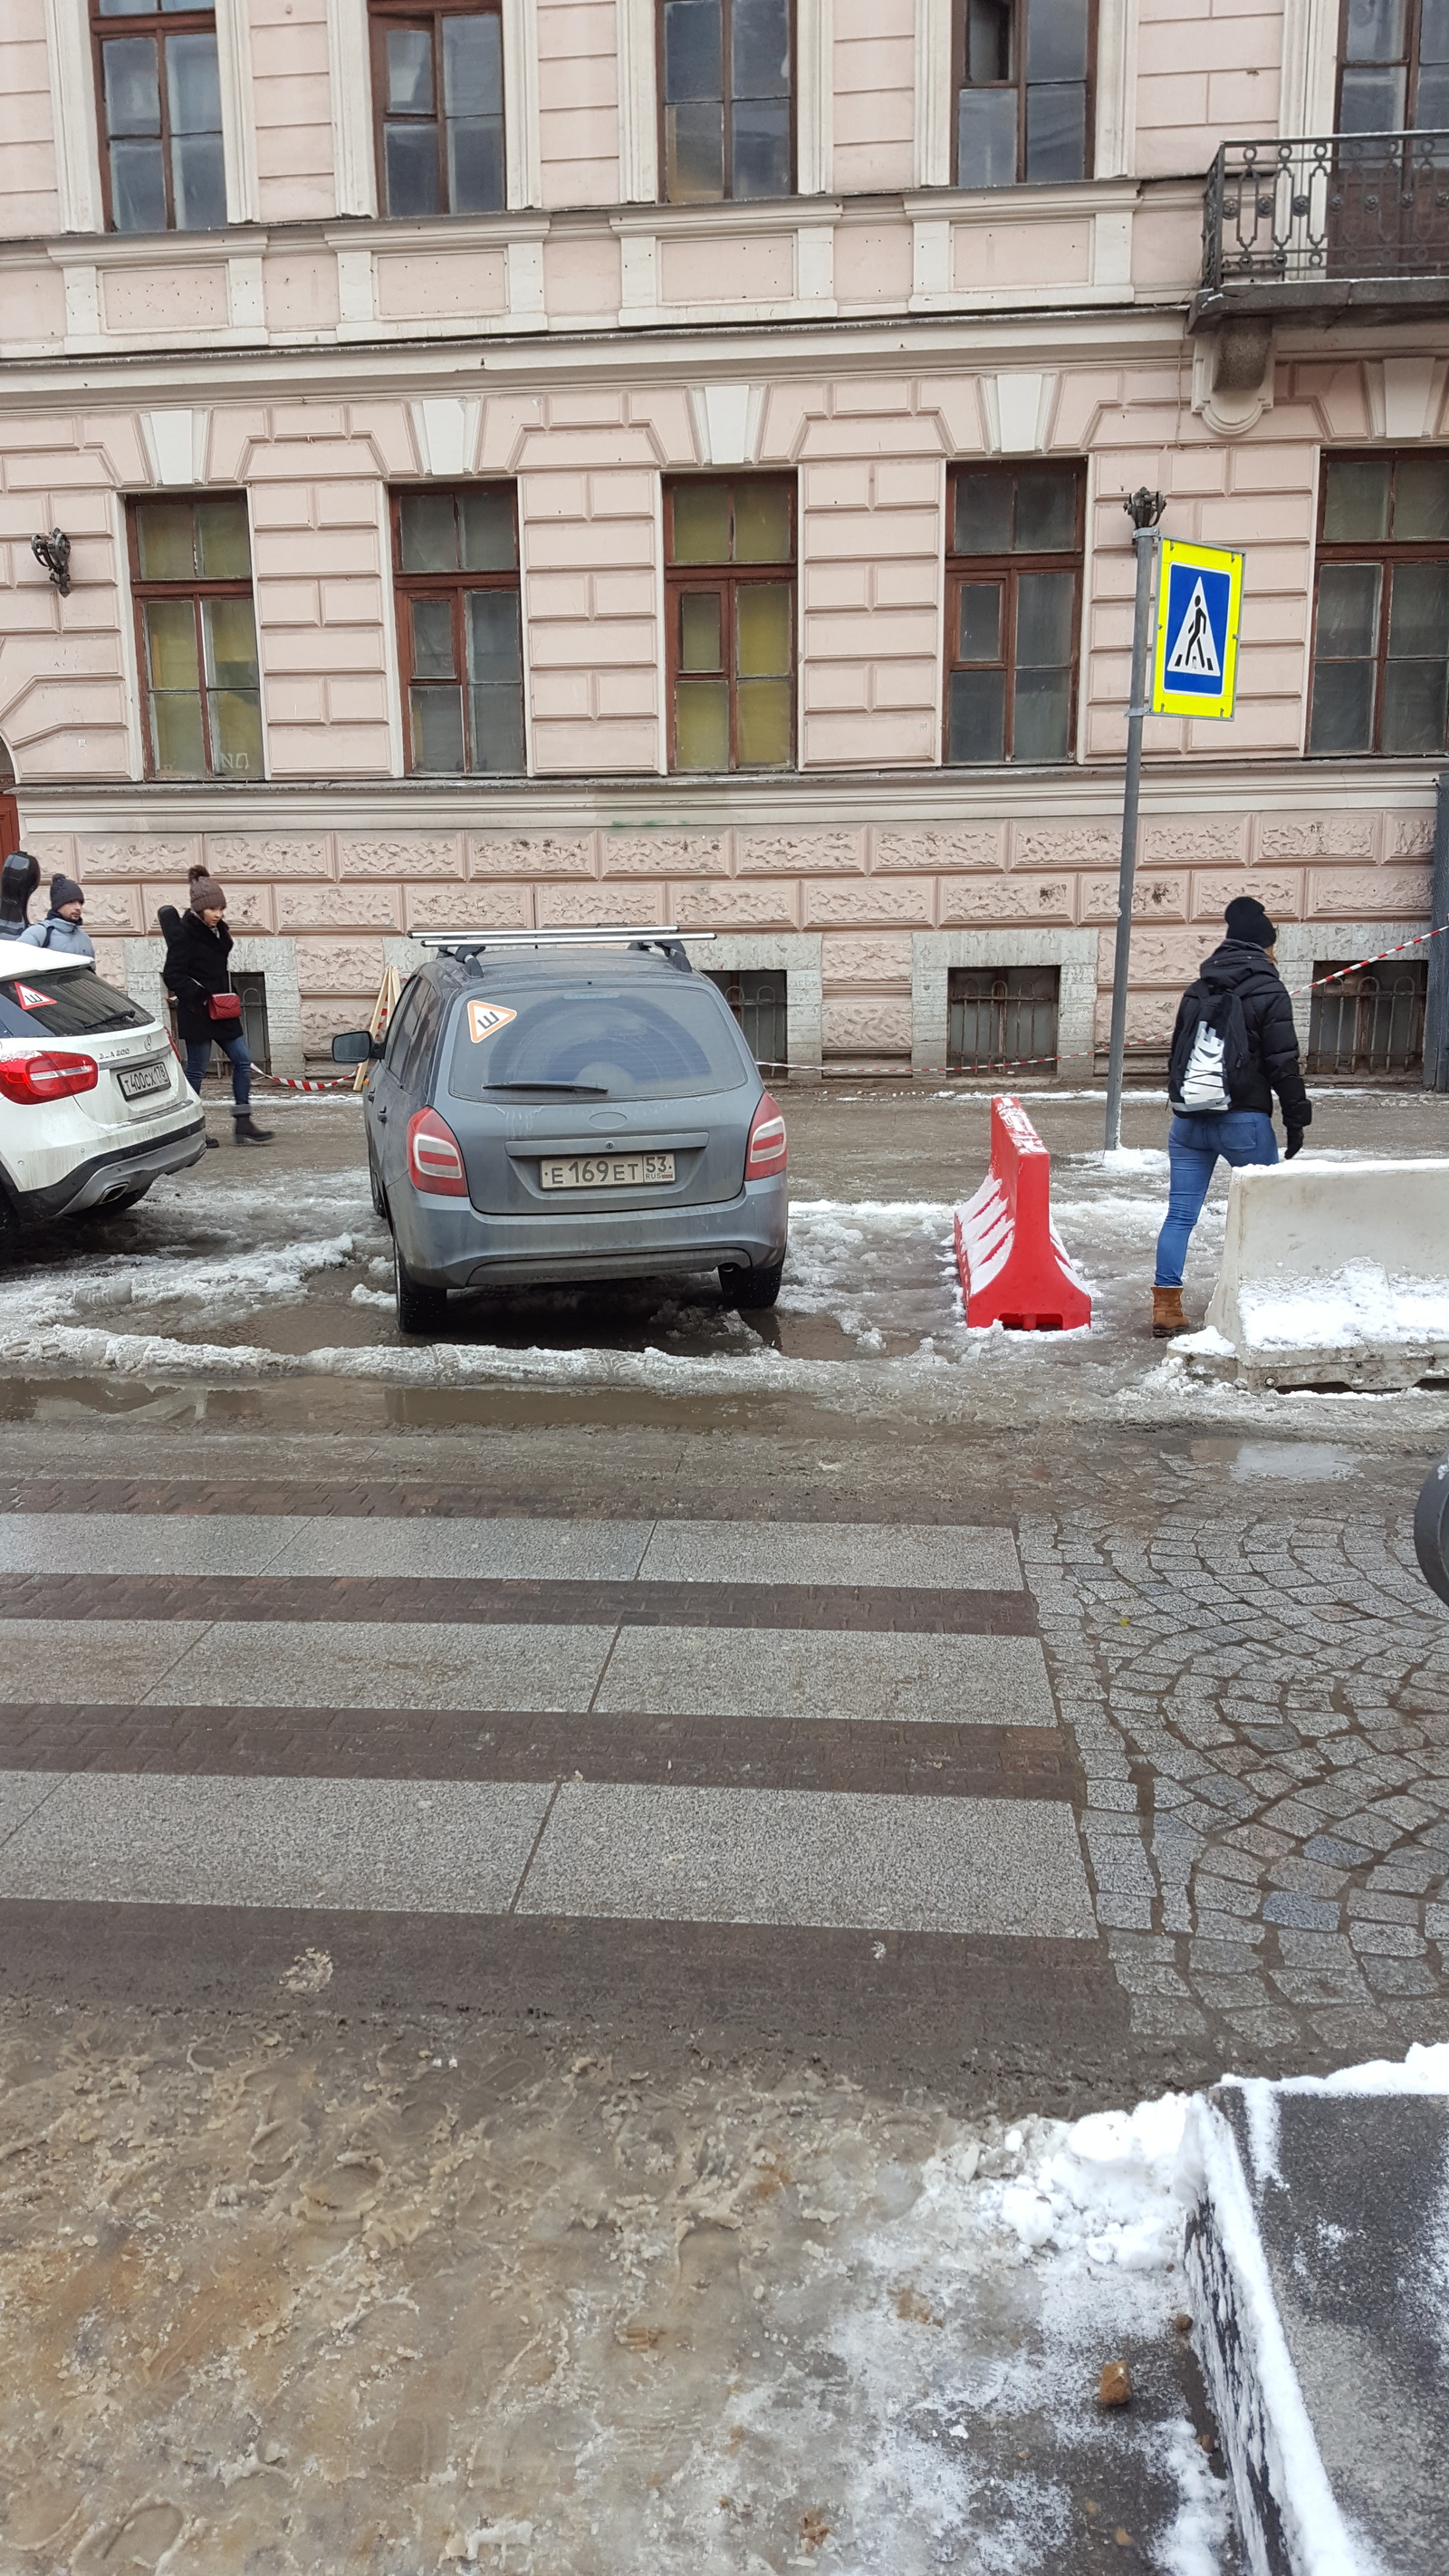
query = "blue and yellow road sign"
xmin=1150 ymin=539 xmax=1243 ymax=720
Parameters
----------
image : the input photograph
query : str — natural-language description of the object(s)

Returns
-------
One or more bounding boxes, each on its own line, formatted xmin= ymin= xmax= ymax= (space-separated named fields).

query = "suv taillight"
xmin=406 ymin=1106 xmax=468 ymax=1196
xmin=745 ymin=1091 xmax=787 ymax=1179
xmin=0 ymin=1051 xmax=99 ymax=1106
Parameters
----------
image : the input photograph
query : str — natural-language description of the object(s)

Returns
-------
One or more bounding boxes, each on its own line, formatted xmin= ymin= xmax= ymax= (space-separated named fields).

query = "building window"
xmin=1308 ymin=957 xmax=1426 ymax=1073
xmin=392 ymin=485 xmax=525 ymax=774
xmin=666 ymin=479 xmax=795 ymax=772
xmin=947 ymin=965 xmax=1060 ymax=1070
xmin=944 ymin=464 xmax=1083 ymax=764
xmin=1308 ymin=452 xmax=1449 ymax=756
xmin=1337 ymin=0 xmax=1449 ymax=130
xmin=130 ymin=496 xmax=262 ymax=779
xmin=369 ymin=0 xmax=505 ymax=216
xmin=953 ymin=0 xmax=1090 ymax=187
xmin=705 ymin=966 xmax=788 ymax=1072
xmin=659 ymin=0 xmax=793 ymax=201
xmin=91 ymin=0 xmax=226 ymax=233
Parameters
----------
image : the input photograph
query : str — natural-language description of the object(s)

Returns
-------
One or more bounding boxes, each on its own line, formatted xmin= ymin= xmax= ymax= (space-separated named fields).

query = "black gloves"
xmin=1285 ymin=1127 xmax=1305 ymax=1160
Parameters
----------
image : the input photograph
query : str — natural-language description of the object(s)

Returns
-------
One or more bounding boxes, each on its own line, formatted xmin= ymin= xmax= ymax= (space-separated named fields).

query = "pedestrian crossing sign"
xmin=1150 ymin=539 xmax=1243 ymax=720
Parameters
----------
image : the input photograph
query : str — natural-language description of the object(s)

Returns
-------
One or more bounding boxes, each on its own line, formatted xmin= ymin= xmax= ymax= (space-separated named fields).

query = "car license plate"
xmin=540 ymin=1153 xmax=676 ymax=1190
xmin=117 ymin=1062 xmax=169 ymax=1101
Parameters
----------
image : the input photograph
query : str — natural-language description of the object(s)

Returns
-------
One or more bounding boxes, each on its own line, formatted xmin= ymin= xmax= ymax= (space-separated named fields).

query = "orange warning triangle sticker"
xmin=13 ymin=983 xmax=54 ymax=1010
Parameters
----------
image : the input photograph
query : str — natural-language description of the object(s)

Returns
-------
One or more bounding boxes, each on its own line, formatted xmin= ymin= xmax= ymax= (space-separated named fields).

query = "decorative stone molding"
xmin=911 ymin=928 xmax=1098 ymax=1072
xmin=408 ymin=399 xmax=483 ymax=477
xmin=617 ymin=0 xmax=659 ymax=202
xmin=501 ymin=0 xmax=542 ymax=209
xmin=337 ymin=835 xmax=465 ymax=879
xmin=687 ymin=386 xmax=765 ymax=468
xmin=1191 ymin=325 xmax=1275 ymax=439
xmin=42 ymin=0 xmax=103 ymax=235
xmin=328 ymin=0 xmax=378 ymax=217
xmin=701 ymin=932 xmax=822 ymax=1079
xmin=139 ymin=410 xmax=212 ymax=486
xmin=471 ymin=833 xmax=598 ymax=876
xmin=796 ymin=0 xmax=834 ymax=197
xmin=1367 ymin=357 xmax=1447 ymax=442
xmin=1094 ymin=0 xmax=1142 ymax=178
xmin=215 ymin=0 xmax=261 ymax=227
xmin=984 ymin=372 xmax=1060 ymax=453
xmin=914 ymin=0 xmax=953 ymax=189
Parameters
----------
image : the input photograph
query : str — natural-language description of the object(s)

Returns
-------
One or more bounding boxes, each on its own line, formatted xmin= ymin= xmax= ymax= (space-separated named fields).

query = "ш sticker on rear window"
xmin=466 ymin=1002 xmax=517 ymax=1043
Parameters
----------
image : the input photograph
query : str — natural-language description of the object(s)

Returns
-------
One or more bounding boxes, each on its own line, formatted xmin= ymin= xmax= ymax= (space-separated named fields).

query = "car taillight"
xmin=0 ymin=1051 xmax=100 ymax=1105
xmin=745 ymin=1091 xmax=787 ymax=1178
xmin=406 ymin=1106 xmax=468 ymax=1197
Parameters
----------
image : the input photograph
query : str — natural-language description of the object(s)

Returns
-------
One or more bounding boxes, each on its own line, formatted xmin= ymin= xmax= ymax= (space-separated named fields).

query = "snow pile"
xmin=1235 ymin=1260 xmax=1449 ymax=1351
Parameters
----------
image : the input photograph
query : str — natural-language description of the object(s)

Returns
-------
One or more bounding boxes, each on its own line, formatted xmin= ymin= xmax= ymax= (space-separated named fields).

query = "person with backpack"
xmin=17 ymin=872 xmax=94 ymax=960
xmin=160 ymin=866 xmax=272 ymax=1146
xmin=1152 ymin=896 xmax=1310 ymax=1337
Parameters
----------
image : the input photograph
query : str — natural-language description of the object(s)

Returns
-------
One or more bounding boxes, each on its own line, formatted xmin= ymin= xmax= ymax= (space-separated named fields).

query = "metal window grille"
xmin=705 ymin=967 xmax=788 ymax=1073
xmin=1307 ymin=960 xmax=1426 ymax=1075
xmin=233 ymin=971 xmax=271 ymax=1073
xmin=946 ymin=966 xmax=1060 ymax=1071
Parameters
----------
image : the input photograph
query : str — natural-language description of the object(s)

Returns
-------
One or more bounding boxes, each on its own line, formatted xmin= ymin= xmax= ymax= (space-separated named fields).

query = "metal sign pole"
xmin=1104 ymin=490 xmax=1166 ymax=1153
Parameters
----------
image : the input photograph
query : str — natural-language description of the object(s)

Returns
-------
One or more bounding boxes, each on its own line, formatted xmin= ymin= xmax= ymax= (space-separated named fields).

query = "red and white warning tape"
xmin=226 ymin=924 xmax=1449 ymax=1092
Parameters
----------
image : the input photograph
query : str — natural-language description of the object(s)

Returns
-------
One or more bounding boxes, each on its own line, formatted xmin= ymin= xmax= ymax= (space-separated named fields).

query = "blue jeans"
xmin=186 ymin=1029 xmax=252 ymax=1110
xmin=1155 ymin=1110 xmax=1278 ymax=1287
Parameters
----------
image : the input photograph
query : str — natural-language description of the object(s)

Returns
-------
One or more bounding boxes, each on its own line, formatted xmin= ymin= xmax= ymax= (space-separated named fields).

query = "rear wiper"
xmin=485 ymin=1081 xmax=609 ymax=1096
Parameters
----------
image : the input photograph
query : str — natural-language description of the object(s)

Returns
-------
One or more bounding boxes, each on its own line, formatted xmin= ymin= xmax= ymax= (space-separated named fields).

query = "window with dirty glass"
xmin=129 ymin=496 xmax=263 ymax=779
xmin=947 ymin=966 xmax=1061 ymax=1071
xmin=91 ymin=0 xmax=226 ymax=232
xmin=392 ymin=485 xmax=525 ymax=774
xmin=369 ymin=0 xmax=505 ymax=215
xmin=945 ymin=464 xmax=1083 ymax=764
xmin=953 ymin=0 xmax=1092 ymax=187
xmin=1337 ymin=0 xmax=1449 ymax=130
xmin=659 ymin=0 xmax=793 ymax=200
xmin=1309 ymin=452 xmax=1449 ymax=755
xmin=666 ymin=479 xmax=795 ymax=772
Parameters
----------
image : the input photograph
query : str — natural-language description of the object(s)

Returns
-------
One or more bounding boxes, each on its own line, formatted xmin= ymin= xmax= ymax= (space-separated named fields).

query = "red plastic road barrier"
xmin=954 ymin=1094 xmax=1092 ymax=1332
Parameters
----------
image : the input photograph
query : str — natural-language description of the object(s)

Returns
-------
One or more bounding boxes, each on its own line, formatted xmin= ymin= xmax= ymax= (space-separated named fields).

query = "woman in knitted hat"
xmin=18 ymin=872 xmax=94 ymax=959
xmin=160 ymin=865 xmax=271 ymax=1145
xmin=1152 ymin=896 xmax=1310 ymax=1335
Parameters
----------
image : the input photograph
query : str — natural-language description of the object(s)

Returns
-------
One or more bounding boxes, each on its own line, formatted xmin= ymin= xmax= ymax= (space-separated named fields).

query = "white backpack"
xmin=1177 ymin=1021 xmax=1231 ymax=1113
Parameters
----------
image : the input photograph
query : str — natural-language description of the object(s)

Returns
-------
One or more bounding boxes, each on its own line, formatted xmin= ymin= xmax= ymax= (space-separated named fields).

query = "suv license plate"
xmin=117 ymin=1062 xmax=169 ymax=1101
xmin=540 ymin=1153 xmax=676 ymax=1190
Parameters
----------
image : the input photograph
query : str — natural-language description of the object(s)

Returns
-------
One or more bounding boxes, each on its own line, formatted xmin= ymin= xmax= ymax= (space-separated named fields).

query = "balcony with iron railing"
xmin=1193 ymin=130 xmax=1449 ymax=331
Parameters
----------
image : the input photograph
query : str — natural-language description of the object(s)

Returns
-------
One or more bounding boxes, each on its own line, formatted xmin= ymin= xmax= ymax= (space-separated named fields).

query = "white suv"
xmin=0 ymin=936 xmax=206 ymax=1226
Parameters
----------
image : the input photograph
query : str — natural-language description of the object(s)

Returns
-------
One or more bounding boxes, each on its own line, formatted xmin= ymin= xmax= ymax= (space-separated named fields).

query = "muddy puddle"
xmin=0 ymin=2000 xmax=1229 ymax=2575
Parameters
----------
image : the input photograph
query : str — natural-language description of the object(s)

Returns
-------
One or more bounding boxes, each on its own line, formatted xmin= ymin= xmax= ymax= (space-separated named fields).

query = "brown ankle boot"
xmin=1152 ymin=1286 xmax=1187 ymax=1338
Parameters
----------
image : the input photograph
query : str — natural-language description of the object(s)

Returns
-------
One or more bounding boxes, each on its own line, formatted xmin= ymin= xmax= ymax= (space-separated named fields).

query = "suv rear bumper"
xmin=7 ymin=1116 xmax=206 ymax=1222
xmin=395 ymin=1177 xmax=788 ymax=1289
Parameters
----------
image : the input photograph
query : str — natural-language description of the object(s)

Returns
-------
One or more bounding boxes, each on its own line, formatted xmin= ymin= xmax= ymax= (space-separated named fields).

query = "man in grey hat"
xmin=18 ymin=873 xmax=94 ymax=960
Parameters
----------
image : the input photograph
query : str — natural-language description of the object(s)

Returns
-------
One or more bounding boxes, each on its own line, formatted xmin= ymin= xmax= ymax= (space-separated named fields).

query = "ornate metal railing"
xmin=1202 ymin=131 xmax=1449 ymax=290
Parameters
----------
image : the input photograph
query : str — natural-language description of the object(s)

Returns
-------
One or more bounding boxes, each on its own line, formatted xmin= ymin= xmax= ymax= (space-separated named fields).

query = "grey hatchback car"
xmin=332 ymin=928 xmax=788 ymax=1334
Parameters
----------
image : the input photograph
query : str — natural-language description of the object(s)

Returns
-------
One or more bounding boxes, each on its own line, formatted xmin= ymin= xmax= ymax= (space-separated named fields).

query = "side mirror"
xmin=331 ymin=1029 xmax=381 ymax=1064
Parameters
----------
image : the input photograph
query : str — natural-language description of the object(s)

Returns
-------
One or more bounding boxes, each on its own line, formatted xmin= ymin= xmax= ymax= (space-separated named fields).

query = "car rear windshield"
xmin=446 ymin=976 xmax=751 ymax=1102
xmin=0 ymin=968 xmax=152 ymax=1041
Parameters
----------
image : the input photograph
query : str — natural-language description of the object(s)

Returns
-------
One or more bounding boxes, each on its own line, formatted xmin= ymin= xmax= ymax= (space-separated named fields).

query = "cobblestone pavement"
xmin=1022 ymin=1447 xmax=1449 ymax=2082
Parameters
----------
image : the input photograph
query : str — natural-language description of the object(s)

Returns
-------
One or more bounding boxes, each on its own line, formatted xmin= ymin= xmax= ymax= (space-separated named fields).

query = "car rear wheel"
xmin=394 ymin=1235 xmax=449 ymax=1336
xmin=720 ymin=1257 xmax=783 ymax=1312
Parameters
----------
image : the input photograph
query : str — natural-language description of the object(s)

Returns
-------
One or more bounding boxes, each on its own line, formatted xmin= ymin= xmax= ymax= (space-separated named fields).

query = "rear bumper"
xmin=7 ymin=1116 xmax=206 ymax=1221
xmin=394 ymin=1177 xmax=789 ymax=1290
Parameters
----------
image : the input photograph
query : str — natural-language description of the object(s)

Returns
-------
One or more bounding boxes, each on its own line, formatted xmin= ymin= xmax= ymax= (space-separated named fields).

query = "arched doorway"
xmin=0 ymin=739 xmax=16 ymax=860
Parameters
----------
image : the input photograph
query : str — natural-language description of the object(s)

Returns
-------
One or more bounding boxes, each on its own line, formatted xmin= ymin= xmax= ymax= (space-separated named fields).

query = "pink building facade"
xmin=1 ymin=0 xmax=1444 ymax=1074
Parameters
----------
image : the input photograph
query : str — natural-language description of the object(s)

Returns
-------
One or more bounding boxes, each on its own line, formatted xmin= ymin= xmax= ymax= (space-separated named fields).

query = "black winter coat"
xmin=1166 ymin=940 xmax=1311 ymax=1131
xmin=163 ymin=910 xmax=235 ymax=1045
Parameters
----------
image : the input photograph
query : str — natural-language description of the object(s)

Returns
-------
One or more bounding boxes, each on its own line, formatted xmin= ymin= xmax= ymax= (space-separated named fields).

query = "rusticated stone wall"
xmin=34 ymin=810 xmax=1433 ymax=1067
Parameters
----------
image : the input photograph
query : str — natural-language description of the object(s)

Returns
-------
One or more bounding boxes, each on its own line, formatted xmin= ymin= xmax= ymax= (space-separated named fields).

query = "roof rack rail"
xmin=411 ymin=925 xmax=716 ymax=972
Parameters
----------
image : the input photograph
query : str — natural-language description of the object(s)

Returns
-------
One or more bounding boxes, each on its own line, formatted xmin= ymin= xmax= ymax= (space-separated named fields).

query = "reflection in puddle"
xmin=1188 ymin=1439 xmax=1361 ymax=1481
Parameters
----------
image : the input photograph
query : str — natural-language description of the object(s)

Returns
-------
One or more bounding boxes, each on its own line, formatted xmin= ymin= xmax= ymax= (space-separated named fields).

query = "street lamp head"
xmin=31 ymin=529 xmax=72 ymax=596
xmin=1124 ymin=487 xmax=1166 ymax=532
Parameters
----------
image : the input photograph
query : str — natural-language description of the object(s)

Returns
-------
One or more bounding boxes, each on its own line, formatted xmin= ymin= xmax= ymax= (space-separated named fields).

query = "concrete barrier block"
xmin=1197 ymin=1159 xmax=1449 ymax=1390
